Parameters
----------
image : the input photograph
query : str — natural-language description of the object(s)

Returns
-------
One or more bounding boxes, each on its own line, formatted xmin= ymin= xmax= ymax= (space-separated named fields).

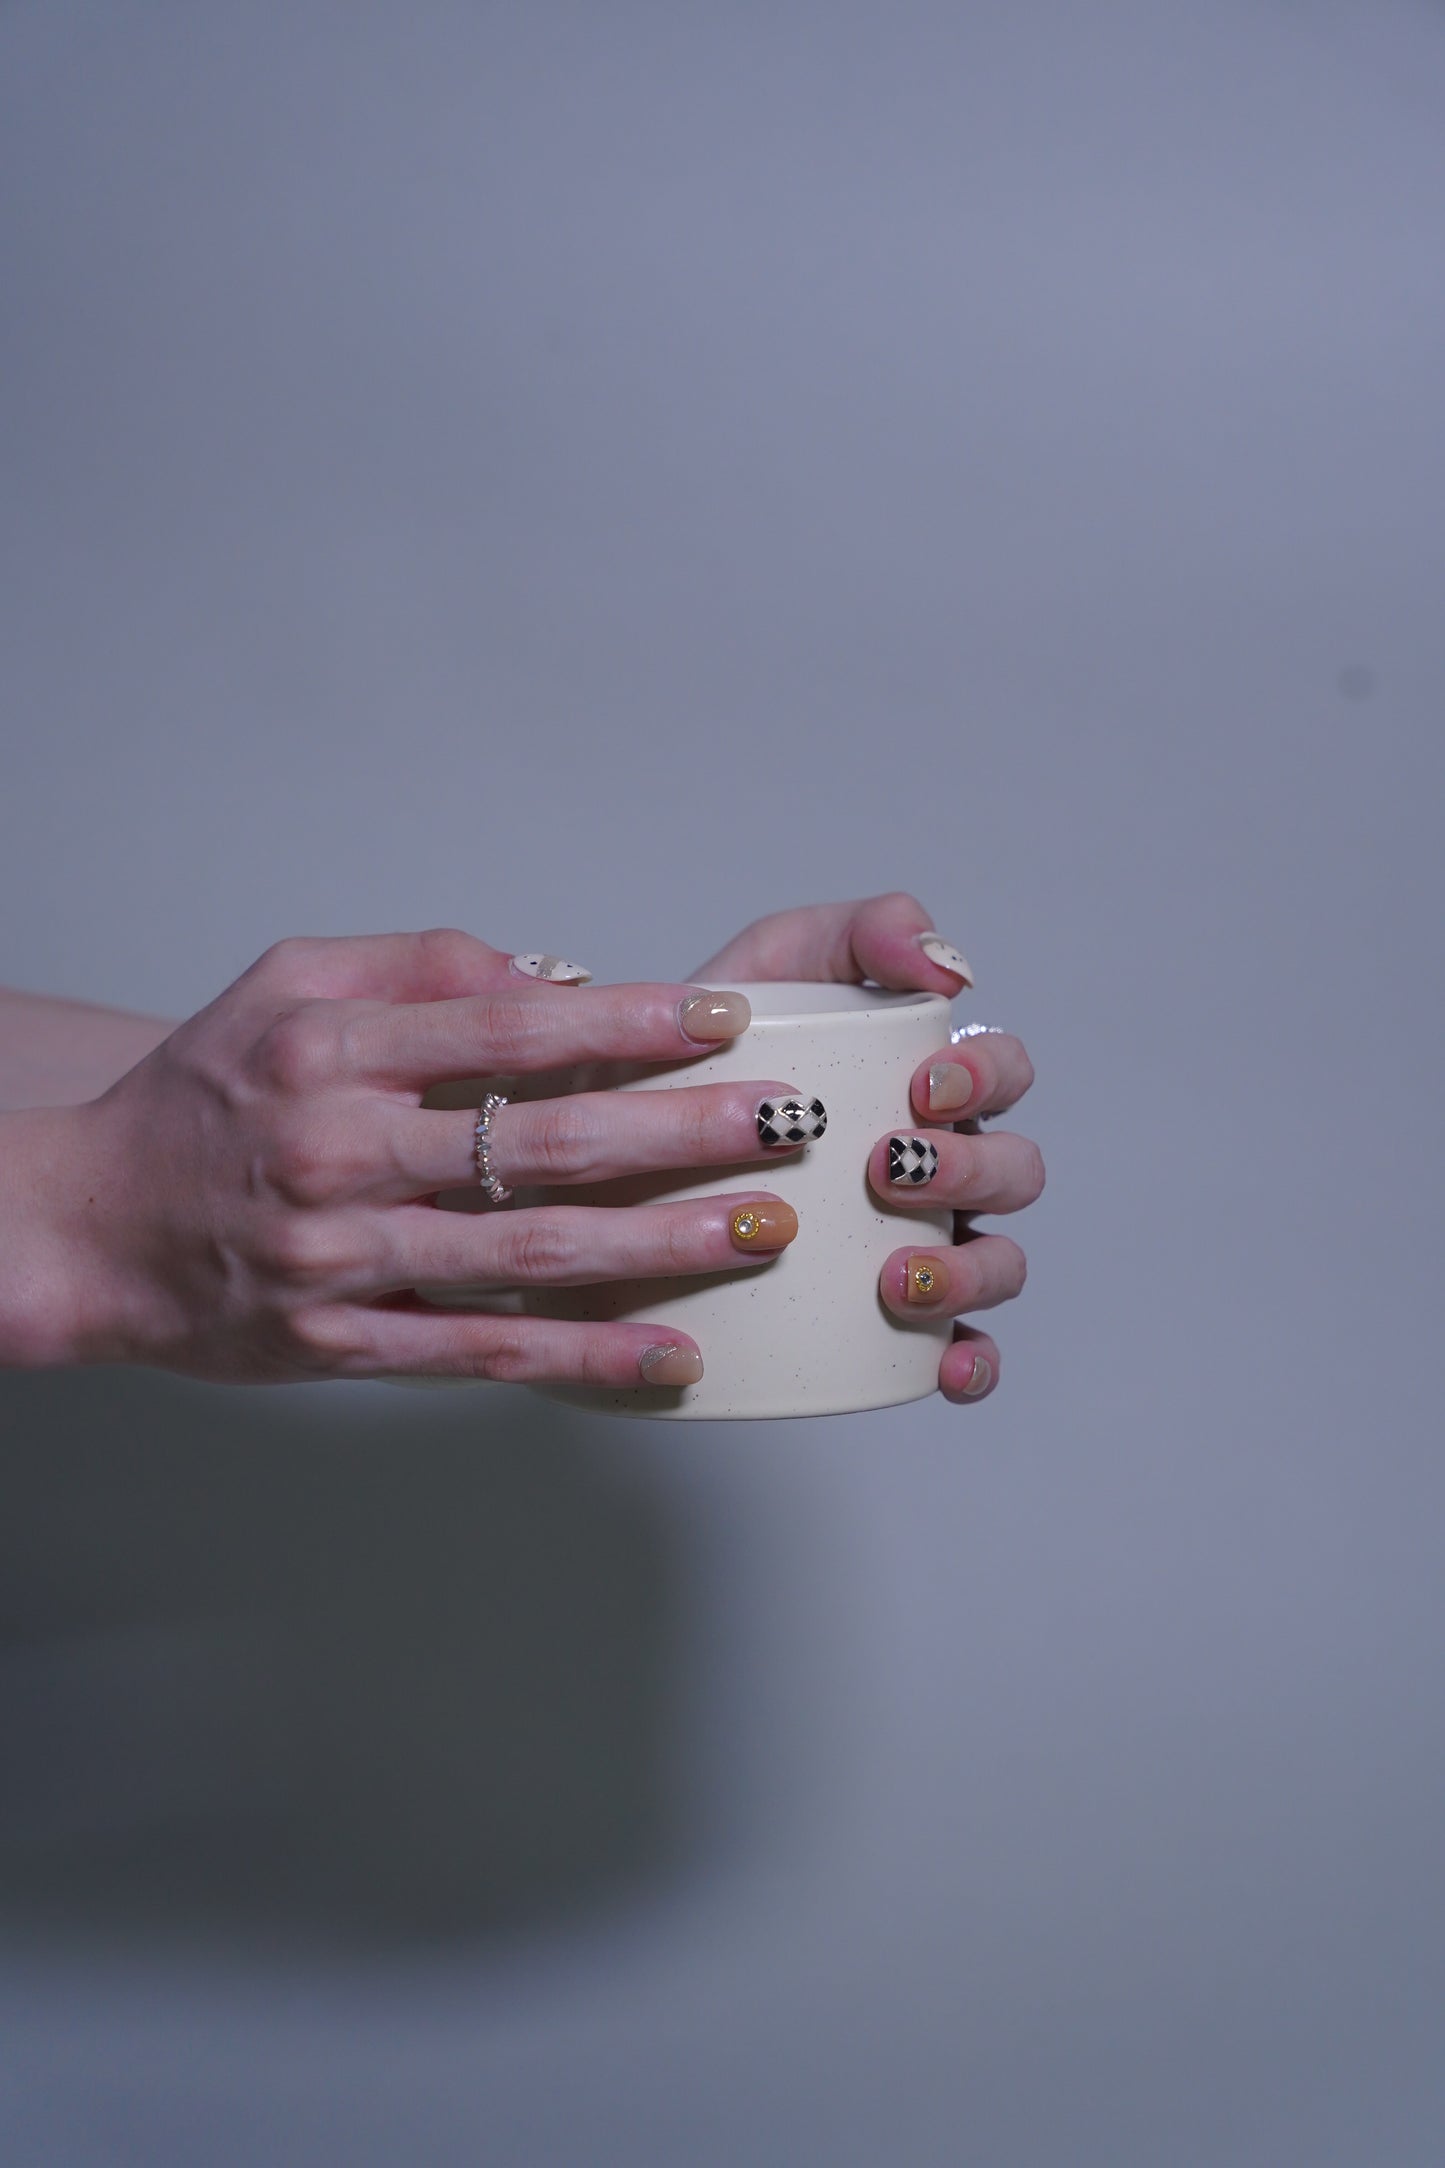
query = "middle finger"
xmin=867 ymin=1126 xmax=1045 ymax=1215
xmin=370 ymin=1079 xmax=829 ymax=1201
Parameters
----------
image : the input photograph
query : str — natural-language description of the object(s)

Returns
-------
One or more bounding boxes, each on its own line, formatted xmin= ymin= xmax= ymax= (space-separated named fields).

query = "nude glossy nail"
xmin=678 ymin=990 xmax=751 ymax=1042
xmin=962 ymin=1354 xmax=992 ymax=1396
xmin=510 ymin=952 xmax=593 ymax=984
xmin=730 ymin=1201 xmax=799 ymax=1252
xmin=905 ymin=1253 xmax=949 ymax=1304
xmin=913 ymin=931 xmax=975 ymax=987
xmin=926 ymin=1062 xmax=973 ymax=1114
xmin=638 ymin=1343 xmax=705 ymax=1387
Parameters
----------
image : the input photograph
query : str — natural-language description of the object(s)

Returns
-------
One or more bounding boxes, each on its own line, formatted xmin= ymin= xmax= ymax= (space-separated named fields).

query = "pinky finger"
xmin=298 ymin=1301 xmax=704 ymax=1388
xmin=939 ymin=1324 xmax=1000 ymax=1405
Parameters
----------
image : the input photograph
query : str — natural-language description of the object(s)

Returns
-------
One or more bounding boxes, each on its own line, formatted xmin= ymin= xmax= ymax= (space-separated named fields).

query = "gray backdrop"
xmin=2 ymin=1 xmax=1443 ymax=2161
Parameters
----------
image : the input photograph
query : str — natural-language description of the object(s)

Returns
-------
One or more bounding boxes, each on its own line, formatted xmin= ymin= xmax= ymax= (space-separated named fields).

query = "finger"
xmin=908 ymin=1033 xmax=1036 ymax=1121
xmin=690 ymin=891 xmax=974 ymax=994
xmin=868 ymin=1129 xmax=1045 ymax=1215
xmin=940 ymin=1325 xmax=1000 ymax=1403
xmin=337 ymin=982 xmax=753 ymax=1089
xmin=244 ymin=928 xmax=516 ymax=1004
xmin=299 ymin=1301 xmax=708 ymax=1388
xmin=371 ymin=1079 xmax=826 ymax=1199
xmin=878 ymin=1234 xmax=1028 ymax=1318
xmin=368 ymin=1190 xmax=801 ymax=1293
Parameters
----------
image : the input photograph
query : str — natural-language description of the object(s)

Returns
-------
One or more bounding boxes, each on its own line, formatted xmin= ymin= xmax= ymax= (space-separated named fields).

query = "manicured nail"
xmin=905 ymin=1253 xmax=949 ymax=1304
xmin=730 ymin=1201 xmax=799 ymax=1252
xmin=678 ymin=990 xmax=752 ymax=1042
xmin=913 ymin=932 xmax=975 ymax=987
xmin=510 ymin=952 xmax=593 ymax=984
xmin=926 ymin=1062 xmax=973 ymax=1114
xmin=757 ymin=1095 xmax=828 ymax=1147
xmin=961 ymin=1353 xmax=993 ymax=1397
xmin=889 ymin=1135 xmax=940 ymax=1186
xmin=638 ymin=1342 xmax=704 ymax=1387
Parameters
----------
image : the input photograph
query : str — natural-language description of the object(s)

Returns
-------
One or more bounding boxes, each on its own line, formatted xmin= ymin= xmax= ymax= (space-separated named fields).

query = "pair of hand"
xmin=11 ymin=894 xmax=1042 ymax=1404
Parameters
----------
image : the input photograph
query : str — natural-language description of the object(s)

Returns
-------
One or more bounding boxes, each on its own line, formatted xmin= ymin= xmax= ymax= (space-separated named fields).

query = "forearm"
xmin=0 ymin=987 xmax=174 ymax=1111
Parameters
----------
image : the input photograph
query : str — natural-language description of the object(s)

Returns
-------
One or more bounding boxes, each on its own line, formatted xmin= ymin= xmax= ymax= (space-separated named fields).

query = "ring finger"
xmin=376 ymin=1190 xmax=801 ymax=1295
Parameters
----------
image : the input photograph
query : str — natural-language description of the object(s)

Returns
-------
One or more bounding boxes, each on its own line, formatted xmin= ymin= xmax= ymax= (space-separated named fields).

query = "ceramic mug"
xmin=519 ymin=981 xmax=955 ymax=1421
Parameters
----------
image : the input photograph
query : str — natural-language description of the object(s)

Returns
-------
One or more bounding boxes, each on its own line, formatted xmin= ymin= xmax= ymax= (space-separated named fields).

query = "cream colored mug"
xmin=520 ymin=981 xmax=955 ymax=1421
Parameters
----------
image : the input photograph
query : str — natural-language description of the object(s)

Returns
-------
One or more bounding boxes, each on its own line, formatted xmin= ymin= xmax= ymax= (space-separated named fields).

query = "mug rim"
xmin=710 ymin=980 xmax=950 ymax=1027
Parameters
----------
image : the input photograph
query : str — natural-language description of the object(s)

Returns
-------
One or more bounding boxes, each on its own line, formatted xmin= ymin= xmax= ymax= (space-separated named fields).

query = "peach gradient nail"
xmin=729 ymin=1201 xmax=799 ymax=1252
xmin=678 ymin=990 xmax=751 ymax=1041
xmin=638 ymin=1343 xmax=704 ymax=1387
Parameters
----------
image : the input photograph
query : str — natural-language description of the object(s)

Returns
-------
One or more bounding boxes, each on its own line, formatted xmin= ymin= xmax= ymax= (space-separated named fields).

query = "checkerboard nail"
xmin=889 ymin=1135 xmax=939 ymax=1186
xmin=756 ymin=1096 xmax=828 ymax=1147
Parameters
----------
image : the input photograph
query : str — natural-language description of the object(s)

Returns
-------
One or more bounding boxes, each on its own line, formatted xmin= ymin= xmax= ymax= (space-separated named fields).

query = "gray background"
xmin=2 ymin=0 xmax=1443 ymax=2161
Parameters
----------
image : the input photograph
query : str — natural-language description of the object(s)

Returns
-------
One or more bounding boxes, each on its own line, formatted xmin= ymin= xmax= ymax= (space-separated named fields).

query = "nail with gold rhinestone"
xmin=906 ymin=1254 xmax=948 ymax=1305
xmin=729 ymin=1200 xmax=799 ymax=1252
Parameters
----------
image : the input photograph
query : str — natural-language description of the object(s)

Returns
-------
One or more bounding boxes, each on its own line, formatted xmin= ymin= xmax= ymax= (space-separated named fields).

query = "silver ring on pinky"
xmin=473 ymin=1091 xmax=513 ymax=1204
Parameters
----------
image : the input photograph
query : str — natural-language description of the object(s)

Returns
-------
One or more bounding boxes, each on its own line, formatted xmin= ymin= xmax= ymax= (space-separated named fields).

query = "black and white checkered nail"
xmin=889 ymin=1135 xmax=939 ymax=1186
xmin=757 ymin=1096 xmax=828 ymax=1147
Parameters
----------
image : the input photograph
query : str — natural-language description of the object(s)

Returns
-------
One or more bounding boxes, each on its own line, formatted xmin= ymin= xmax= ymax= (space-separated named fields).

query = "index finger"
xmin=339 ymin=983 xmax=752 ymax=1088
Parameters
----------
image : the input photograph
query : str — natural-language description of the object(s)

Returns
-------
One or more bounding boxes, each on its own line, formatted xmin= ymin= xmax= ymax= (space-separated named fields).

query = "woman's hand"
xmin=691 ymin=892 xmax=1044 ymax=1406
xmin=0 ymin=930 xmax=825 ymax=1388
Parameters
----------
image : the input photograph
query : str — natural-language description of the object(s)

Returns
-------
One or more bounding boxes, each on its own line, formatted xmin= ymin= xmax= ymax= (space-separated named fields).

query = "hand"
xmin=691 ymin=892 xmax=1044 ymax=1406
xmin=0 ymin=931 xmax=829 ymax=1387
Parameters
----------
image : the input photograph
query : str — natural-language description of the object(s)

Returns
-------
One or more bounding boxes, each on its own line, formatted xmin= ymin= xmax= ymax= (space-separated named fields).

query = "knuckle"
xmin=262 ymin=1212 xmax=346 ymax=1287
xmin=651 ymin=1208 xmax=698 ymax=1276
xmin=527 ymin=1097 xmax=604 ymax=1179
xmin=417 ymin=926 xmax=489 ymax=982
xmin=496 ymin=1212 xmax=578 ymax=1281
xmin=287 ymin=1305 xmax=369 ymax=1368
xmin=257 ymin=1003 xmax=337 ymax=1094
xmin=469 ymin=1329 xmax=532 ymax=1383
xmin=265 ymin=1119 xmax=343 ymax=1207
xmin=479 ymin=994 xmax=548 ymax=1069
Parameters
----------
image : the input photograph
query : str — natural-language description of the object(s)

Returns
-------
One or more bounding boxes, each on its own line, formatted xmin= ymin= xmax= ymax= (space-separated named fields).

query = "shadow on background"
xmin=0 ymin=1370 xmax=684 ymax=1956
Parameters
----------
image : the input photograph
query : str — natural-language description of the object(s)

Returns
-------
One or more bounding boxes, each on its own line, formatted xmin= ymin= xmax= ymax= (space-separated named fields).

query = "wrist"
xmin=0 ymin=1104 xmax=133 ymax=1368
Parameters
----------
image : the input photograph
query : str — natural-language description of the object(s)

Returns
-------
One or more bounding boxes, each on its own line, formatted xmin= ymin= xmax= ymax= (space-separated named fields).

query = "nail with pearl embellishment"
xmin=510 ymin=952 xmax=594 ymax=984
xmin=912 ymin=932 xmax=975 ymax=987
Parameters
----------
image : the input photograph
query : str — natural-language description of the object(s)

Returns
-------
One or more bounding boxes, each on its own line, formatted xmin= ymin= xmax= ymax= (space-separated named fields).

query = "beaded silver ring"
xmin=473 ymin=1091 xmax=513 ymax=1204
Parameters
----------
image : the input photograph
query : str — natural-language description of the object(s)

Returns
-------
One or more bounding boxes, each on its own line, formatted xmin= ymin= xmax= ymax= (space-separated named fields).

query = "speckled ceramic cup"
xmin=522 ymin=982 xmax=955 ymax=1421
